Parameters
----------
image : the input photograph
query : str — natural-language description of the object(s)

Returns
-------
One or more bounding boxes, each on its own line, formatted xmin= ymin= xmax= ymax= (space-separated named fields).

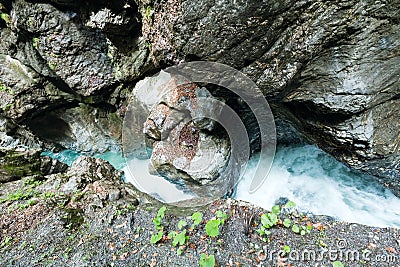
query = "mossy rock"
xmin=0 ymin=148 xmax=42 ymax=182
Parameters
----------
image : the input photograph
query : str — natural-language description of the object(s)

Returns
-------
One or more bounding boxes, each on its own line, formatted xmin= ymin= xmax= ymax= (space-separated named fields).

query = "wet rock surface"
xmin=0 ymin=148 xmax=67 ymax=183
xmin=0 ymin=0 xmax=152 ymax=151
xmin=142 ymin=0 xmax=400 ymax=196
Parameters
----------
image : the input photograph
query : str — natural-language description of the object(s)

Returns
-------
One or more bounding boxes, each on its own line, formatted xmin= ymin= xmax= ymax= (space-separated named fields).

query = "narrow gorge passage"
xmin=43 ymin=142 xmax=400 ymax=228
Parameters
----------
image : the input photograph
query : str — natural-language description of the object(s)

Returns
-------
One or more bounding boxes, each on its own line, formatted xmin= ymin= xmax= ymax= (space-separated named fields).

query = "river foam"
xmin=235 ymin=144 xmax=400 ymax=228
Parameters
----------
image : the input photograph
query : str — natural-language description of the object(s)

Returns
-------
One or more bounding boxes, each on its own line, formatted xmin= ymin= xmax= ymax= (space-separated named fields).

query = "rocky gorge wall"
xmin=0 ymin=0 xmax=399 ymax=196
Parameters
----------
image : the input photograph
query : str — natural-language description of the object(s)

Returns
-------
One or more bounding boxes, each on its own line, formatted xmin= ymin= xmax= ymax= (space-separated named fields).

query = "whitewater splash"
xmin=43 ymin=144 xmax=400 ymax=228
xmin=235 ymin=144 xmax=400 ymax=228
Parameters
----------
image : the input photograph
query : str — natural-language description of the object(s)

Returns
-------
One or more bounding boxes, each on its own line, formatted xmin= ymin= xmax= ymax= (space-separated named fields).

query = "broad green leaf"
xmin=292 ymin=224 xmax=300 ymax=234
xmin=261 ymin=214 xmax=272 ymax=228
xmin=283 ymin=218 xmax=291 ymax=228
xmin=199 ymin=253 xmax=216 ymax=267
xmin=178 ymin=220 xmax=187 ymax=230
xmin=172 ymin=230 xmax=187 ymax=246
xmin=177 ymin=248 xmax=183 ymax=256
xmin=332 ymin=261 xmax=344 ymax=267
xmin=150 ymin=230 xmax=163 ymax=244
xmin=268 ymin=213 xmax=278 ymax=225
xmin=157 ymin=206 xmax=166 ymax=218
xmin=191 ymin=212 xmax=203 ymax=227
xmin=285 ymin=201 xmax=296 ymax=209
xmin=168 ymin=231 xmax=176 ymax=239
xmin=271 ymin=205 xmax=281 ymax=215
xmin=153 ymin=217 xmax=161 ymax=226
xmin=215 ymin=210 xmax=228 ymax=224
xmin=205 ymin=219 xmax=220 ymax=237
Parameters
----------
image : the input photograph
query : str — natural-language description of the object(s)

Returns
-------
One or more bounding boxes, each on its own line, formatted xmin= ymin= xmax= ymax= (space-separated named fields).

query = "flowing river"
xmin=43 ymin=144 xmax=400 ymax=228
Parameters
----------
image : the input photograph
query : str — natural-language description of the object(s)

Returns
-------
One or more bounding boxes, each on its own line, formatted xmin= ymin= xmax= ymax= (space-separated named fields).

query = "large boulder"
xmin=123 ymin=71 xmax=232 ymax=194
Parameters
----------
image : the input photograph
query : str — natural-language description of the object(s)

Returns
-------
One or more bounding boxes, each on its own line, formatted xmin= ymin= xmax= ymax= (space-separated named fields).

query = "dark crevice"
xmin=283 ymin=100 xmax=354 ymax=125
xmin=25 ymin=112 xmax=75 ymax=143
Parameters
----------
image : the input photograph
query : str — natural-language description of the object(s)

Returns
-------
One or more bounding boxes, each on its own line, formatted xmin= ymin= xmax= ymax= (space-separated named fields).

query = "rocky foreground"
xmin=0 ymin=0 xmax=399 ymax=197
xmin=1 ymin=154 xmax=399 ymax=267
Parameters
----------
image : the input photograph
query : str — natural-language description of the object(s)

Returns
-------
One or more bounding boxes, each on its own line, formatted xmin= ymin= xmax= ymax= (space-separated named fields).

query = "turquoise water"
xmin=41 ymin=150 xmax=126 ymax=170
xmin=42 ymin=144 xmax=400 ymax=228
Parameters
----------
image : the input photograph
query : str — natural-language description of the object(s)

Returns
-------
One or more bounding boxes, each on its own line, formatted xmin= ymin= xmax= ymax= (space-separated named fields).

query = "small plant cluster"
xmin=0 ymin=177 xmax=60 ymax=210
xmin=0 ymin=81 xmax=11 ymax=93
xmin=0 ymin=13 xmax=11 ymax=24
xmin=205 ymin=210 xmax=227 ymax=237
xmin=257 ymin=201 xmax=312 ymax=241
xmin=332 ymin=261 xmax=345 ymax=267
xmin=0 ymin=236 xmax=13 ymax=249
xmin=150 ymin=206 xmax=228 ymax=266
xmin=199 ymin=253 xmax=215 ymax=267
xmin=150 ymin=206 xmax=166 ymax=244
xmin=32 ymin=37 xmax=39 ymax=49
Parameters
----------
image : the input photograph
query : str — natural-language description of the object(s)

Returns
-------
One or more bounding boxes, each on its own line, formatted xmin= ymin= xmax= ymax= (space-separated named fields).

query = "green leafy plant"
xmin=205 ymin=219 xmax=220 ymax=238
xmin=0 ymin=237 xmax=13 ymax=249
xmin=0 ymin=82 xmax=10 ymax=92
xmin=150 ymin=230 xmax=163 ymax=244
xmin=215 ymin=210 xmax=228 ymax=224
xmin=292 ymin=224 xmax=312 ymax=236
xmin=0 ymin=189 xmax=40 ymax=203
xmin=0 ymin=13 xmax=11 ymax=24
xmin=145 ymin=6 xmax=152 ymax=19
xmin=332 ymin=261 xmax=344 ymax=267
xmin=23 ymin=177 xmax=43 ymax=188
xmin=178 ymin=220 xmax=187 ymax=230
xmin=205 ymin=210 xmax=228 ymax=238
xmin=285 ymin=201 xmax=296 ymax=209
xmin=49 ymin=62 xmax=56 ymax=71
xmin=199 ymin=253 xmax=215 ymax=267
xmin=2 ymin=103 xmax=13 ymax=111
xmin=257 ymin=205 xmax=281 ymax=240
xmin=177 ymin=248 xmax=183 ymax=256
xmin=191 ymin=211 xmax=203 ymax=228
xmin=283 ymin=245 xmax=291 ymax=255
xmin=19 ymin=199 xmax=36 ymax=209
xmin=168 ymin=229 xmax=188 ymax=247
xmin=283 ymin=218 xmax=291 ymax=228
xmin=150 ymin=206 xmax=166 ymax=244
xmin=41 ymin=192 xmax=56 ymax=199
xmin=292 ymin=224 xmax=300 ymax=234
xmin=32 ymin=37 xmax=39 ymax=49
xmin=153 ymin=206 xmax=166 ymax=230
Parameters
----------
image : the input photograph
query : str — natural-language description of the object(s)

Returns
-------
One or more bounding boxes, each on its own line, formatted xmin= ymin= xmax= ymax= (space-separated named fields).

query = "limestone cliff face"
xmin=0 ymin=0 xmax=399 ymax=195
